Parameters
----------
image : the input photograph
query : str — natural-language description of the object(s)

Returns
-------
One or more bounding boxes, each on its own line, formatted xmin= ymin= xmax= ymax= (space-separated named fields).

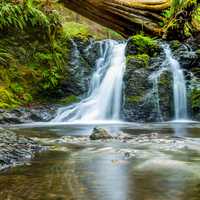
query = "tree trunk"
xmin=62 ymin=0 xmax=170 ymax=37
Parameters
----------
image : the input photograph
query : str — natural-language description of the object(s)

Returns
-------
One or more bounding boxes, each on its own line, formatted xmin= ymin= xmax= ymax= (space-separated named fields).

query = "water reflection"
xmin=171 ymin=122 xmax=188 ymax=137
xmin=75 ymin=150 xmax=129 ymax=200
xmin=1 ymin=122 xmax=200 ymax=200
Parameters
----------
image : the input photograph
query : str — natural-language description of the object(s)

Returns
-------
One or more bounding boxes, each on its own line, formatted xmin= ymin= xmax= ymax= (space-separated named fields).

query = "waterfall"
xmin=163 ymin=44 xmax=188 ymax=120
xmin=52 ymin=40 xmax=126 ymax=122
xmin=150 ymin=44 xmax=188 ymax=121
xmin=149 ymin=67 xmax=167 ymax=121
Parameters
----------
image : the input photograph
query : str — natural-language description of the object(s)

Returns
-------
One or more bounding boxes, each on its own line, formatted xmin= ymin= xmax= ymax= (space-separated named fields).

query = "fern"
xmin=171 ymin=0 xmax=197 ymax=15
xmin=0 ymin=47 xmax=14 ymax=66
xmin=0 ymin=0 xmax=60 ymax=37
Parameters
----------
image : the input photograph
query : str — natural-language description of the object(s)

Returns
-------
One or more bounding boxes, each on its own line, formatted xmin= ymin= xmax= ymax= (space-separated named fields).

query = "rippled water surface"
xmin=0 ymin=122 xmax=200 ymax=200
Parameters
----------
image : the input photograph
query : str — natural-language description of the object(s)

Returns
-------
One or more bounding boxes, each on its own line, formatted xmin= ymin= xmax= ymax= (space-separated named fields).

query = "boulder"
xmin=90 ymin=128 xmax=113 ymax=140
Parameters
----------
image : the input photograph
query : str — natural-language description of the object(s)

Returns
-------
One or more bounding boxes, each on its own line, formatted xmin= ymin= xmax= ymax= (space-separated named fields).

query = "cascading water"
xmin=149 ymin=67 xmax=167 ymax=121
xmin=52 ymin=40 xmax=126 ymax=123
xmin=163 ymin=44 xmax=188 ymax=120
xmin=150 ymin=44 xmax=188 ymax=121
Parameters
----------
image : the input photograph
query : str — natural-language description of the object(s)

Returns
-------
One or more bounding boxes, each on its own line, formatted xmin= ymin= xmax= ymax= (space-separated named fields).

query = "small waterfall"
xmin=52 ymin=40 xmax=126 ymax=122
xmin=150 ymin=44 xmax=188 ymax=121
xmin=149 ymin=67 xmax=167 ymax=121
xmin=163 ymin=44 xmax=188 ymax=120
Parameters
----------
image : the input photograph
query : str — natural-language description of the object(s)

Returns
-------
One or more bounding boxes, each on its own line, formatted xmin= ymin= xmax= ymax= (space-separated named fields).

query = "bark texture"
xmin=62 ymin=0 xmax=171 ymax=37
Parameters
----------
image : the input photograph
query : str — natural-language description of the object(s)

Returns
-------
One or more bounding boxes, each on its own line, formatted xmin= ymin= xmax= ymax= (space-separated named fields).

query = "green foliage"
xmin=10 ymin=82 xmax=33 ymax=104
xmin=162 ymin=9 xmax=171 ymax=19
xmin=192 ymin=5 xmax=200 ymax=31
xmin=191 ymin=89 xmax=200 ymax=109
xmin=62 ymin=22 xmax=90 ymax=40
xmin=131 ymin=34 xmax=157 ymax=49
xmin=0 ymin=0 xmax=61 ymax=40
xmin=130 ymin=34 xmax=158 ymax=56
xmin=0 ymin=0 xmax=110 ymax=109
xmin=42 ymin=67 xmax=61 ymax=89
xmin=0 ymin=47 xmax=14 ymax=66
xmin=10 ymin=83 xmax=24 ymax=94
xmin=162 ymin=0 xmax=198 ymax=38
xmin=171 ymin=0 xmax=197 ymax=15
xmin=0 ymin=86 xmax=19 ymax=108
xmin=33 ymin=48 xmax=65 ymax=90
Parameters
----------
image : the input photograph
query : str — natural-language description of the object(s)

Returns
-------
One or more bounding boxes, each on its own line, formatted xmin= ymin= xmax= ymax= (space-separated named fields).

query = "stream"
xmin=0 ymin=122 xmax=200 ymax=200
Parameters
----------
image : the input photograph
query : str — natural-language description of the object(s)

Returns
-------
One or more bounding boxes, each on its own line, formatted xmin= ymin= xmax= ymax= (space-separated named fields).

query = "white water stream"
xmin=52 ymin=40 xmax=126 ymax=123
xmin=150 ymin=44 xmax=188 ymax=121
xmin=164 ymin=44 xmax=188 ymax=120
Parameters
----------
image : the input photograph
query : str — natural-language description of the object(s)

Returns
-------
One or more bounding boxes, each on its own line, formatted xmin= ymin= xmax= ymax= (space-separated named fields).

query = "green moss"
xmin=170 ymin=40 xmax=181 ymax=50
xmin=127 ymin=54 xmax=150 ymax=67
xmin=191 ymin=89 xmax=200 ymax=109
xmin=130 ymin=34 xmax=158 ymax=55
xmin=59 ymin=95 xmax=78 ymax=105
xmin=127 ymin=95 xmax=142 ymax=104
xmin=62 ymin=22 xmax=90 ymax=40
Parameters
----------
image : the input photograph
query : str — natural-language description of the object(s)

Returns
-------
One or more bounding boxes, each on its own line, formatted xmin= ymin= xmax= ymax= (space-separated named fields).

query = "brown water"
xmin=0 ymin=122 xmax=200 ymax=200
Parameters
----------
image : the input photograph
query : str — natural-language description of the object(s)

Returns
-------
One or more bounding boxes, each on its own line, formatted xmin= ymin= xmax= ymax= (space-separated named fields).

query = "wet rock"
xmin=123 ymin=37 xmax=172 ymax=122
xmin=63 ymin=38 xmax=100 ymax=96
xmin=0 ymin=128 xmax=45 ymax=171
xmin=124 ymin=37 xmax=200 ymax=122
xmin=90 ymin=128 xmax=113 ymax=140
xmin=0 ymin=105 xmax=58 ymax=125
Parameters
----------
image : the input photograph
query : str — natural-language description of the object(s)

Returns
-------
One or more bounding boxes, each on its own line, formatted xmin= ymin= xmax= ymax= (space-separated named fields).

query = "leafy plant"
xmin=0 ymin=48 xmax=14 ymax=66
xmin=42 ymin=66 xmax=61 ymax=89
xmin=0 ymin=86 xmax=19 ymax=108
xmin=10 ymin=83 xmax=24 ymax=94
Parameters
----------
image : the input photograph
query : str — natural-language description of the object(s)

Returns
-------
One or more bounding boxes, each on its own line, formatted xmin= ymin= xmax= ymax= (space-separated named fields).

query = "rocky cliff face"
xmin=0 ymin=37 xmax=101 ymax=125
xmin=123 ymin=35 xmax=200 ymax=122
xmin=60 ymin=38 xmax=101 ymax=97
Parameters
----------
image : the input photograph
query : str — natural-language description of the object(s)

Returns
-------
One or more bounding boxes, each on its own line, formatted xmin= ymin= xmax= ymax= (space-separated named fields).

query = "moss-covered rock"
xmin=170 ymin=40 xmax=182 ymax=51
xmin=127 ymin=54 xmax=150 ymax=68
xmin=58 ymin=95 xmax=78 ymax=105
xmin=123 ymin=35 xmax=173 ymax=122
xmin=62 ymin=22 xmax=91 ymax=41
xmin=127 ymin=34 xmax=160 ymax=57
xmin=124 ymin=35 xmax=200 ymax=122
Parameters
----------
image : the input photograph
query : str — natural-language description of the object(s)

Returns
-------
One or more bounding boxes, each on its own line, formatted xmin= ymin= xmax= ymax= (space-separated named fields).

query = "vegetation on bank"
xmin=0 ymin=0 xmax=64 ymax=108
xmin=162 ymin=0 xmax=200 ymax=39
xmin=0 ymin=0 xmax=121 ymax=109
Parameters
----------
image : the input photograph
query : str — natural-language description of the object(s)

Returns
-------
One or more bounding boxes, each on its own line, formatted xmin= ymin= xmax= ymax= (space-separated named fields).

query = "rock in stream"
xmin=90 ymin=128 xmax=113 ymax=140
